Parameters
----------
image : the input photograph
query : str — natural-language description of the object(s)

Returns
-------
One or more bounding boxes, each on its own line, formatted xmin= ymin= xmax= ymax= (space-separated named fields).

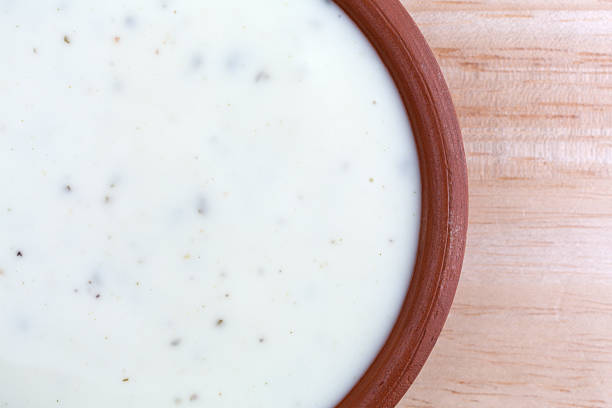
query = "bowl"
xmin=333 ymin=1 xmax=468 ymax=406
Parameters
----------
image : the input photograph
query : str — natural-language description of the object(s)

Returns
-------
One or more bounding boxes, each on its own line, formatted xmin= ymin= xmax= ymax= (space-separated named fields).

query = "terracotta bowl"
xmin=333 ymin=0 xmax=468 ymax=407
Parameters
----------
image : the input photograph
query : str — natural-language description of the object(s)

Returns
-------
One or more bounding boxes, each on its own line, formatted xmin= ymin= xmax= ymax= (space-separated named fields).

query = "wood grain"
xmin=397 ymin=1 xmax=612 ymax=407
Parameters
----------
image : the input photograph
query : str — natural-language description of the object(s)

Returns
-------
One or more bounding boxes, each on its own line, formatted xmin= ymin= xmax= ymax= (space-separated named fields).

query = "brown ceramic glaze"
xmin=333 ymin=0 xmax=468 ymax=407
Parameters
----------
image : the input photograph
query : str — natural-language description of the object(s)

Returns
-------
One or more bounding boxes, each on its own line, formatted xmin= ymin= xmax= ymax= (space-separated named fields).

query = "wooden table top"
xmin=396 ymin=1 xmax=612 ymax=407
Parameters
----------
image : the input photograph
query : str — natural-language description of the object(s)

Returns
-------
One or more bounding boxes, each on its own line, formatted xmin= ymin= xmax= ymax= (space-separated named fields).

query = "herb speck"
xmin=196 ymin=197 xmax=207 ymax=215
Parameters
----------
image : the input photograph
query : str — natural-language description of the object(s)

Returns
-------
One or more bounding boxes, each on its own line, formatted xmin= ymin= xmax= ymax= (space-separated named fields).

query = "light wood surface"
xmin=396 ymin=1 xmax=612 ymax=407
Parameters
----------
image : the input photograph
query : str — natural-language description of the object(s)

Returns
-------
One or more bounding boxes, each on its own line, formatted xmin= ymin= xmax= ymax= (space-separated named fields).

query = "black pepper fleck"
xmin=95 ymin=294 xmax=100 ymax=299
xmin=16 ymin=251 xmax=23 ymax=257
xmin=124 ymin=16 xmax=136 ymax=27
xmin=170 ymin=338 xmax=181 ymax=347
xmin=255 ymin=71 xmax=270 ymax=82
xmin=191 ymin=54 xmax=203 ymax=69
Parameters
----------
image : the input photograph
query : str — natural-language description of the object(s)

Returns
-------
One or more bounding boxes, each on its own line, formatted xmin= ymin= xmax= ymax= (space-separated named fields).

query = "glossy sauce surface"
xmin=0 ymin=1 xmax=420 ymax=406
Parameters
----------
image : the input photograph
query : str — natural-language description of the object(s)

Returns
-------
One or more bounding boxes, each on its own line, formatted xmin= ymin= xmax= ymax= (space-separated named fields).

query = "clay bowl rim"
xmin=332 ymin=0 xmax=468 ymax=407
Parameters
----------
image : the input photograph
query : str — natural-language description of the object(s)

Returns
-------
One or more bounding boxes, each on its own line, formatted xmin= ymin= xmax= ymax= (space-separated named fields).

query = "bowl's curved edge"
xmin=333 ymin=1 xmax=468 ymax=407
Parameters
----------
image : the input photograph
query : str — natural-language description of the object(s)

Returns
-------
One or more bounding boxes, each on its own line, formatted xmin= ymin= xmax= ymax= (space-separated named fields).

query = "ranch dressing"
xmin=0 ymin=0 xmax=420 ymax=407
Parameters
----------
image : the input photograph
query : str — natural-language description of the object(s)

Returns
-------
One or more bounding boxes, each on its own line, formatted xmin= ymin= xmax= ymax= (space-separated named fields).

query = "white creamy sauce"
xmin=0 ymin=1 xmax=420 ymax=407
